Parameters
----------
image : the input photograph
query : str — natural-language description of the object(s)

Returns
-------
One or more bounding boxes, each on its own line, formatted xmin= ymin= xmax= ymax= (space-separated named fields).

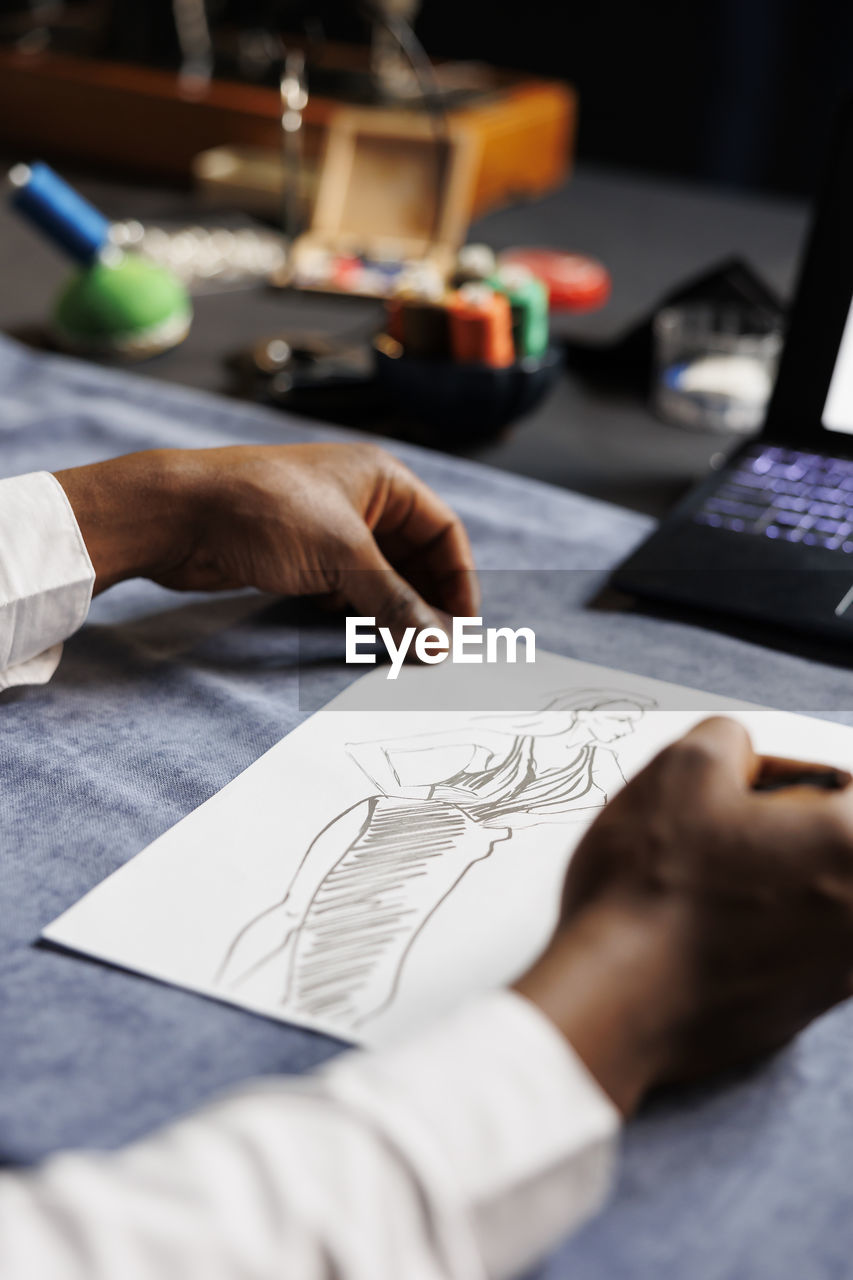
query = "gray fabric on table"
xmin=1 ymin=332 xmax=852 ymax=1280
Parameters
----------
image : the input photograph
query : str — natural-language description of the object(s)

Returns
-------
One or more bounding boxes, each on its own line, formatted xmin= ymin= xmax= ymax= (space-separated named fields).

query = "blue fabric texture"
xmin=2 ymin=332 xmax=853 ymax=1279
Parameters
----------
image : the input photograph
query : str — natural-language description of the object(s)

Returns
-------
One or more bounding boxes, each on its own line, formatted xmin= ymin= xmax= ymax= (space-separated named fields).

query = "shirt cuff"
xmin=0 ymin=472 xmax=94 ymax=687
xmin=323 ymin=989 xmax=621 ymax=1280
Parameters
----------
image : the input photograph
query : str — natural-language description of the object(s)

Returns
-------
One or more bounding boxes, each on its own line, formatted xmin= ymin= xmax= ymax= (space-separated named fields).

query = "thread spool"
xmin=9 ymin=162 xmax=192 ymax=358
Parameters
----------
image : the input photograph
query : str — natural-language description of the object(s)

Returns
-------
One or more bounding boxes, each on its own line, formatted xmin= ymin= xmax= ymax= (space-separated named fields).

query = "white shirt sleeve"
xmin=0 ymin=991 xmax=620 ymax=1280
xmin=0 ymin=472 xmax=94 ymax=689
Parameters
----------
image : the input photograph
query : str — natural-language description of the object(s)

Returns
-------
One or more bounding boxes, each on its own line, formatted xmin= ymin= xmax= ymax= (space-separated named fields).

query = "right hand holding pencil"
xmin=515 ymin=716 xmax=853 ymax=1115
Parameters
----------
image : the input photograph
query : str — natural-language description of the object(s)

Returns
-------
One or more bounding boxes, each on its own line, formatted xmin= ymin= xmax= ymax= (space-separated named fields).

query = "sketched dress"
xmin=222 ymin=734 xmax=618 ymax=1031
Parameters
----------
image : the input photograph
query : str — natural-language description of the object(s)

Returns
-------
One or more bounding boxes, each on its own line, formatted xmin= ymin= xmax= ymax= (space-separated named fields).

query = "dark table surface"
xmin=0 ymin=161 xmax=808 ymax=518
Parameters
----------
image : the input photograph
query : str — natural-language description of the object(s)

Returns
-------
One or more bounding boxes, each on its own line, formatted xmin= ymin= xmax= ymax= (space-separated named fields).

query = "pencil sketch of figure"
xmin=218 ymin=688 xmax=655 ymax=1032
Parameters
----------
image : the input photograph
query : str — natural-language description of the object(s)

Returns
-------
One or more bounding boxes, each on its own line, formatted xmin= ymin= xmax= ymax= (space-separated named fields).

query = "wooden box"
xmin=284 ymin=109 xmax=477 ymax=296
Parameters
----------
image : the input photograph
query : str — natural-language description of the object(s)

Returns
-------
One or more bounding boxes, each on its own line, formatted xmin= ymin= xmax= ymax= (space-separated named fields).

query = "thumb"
xmin=678 ymin=716 xmax=759 ymax=789
xmin=342 ymin=534 xmax=445 ymax=641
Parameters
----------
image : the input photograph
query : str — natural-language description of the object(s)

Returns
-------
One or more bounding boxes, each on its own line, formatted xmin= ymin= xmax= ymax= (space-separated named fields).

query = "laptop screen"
xmin=822 ymin=299 xmax=853 ymax=434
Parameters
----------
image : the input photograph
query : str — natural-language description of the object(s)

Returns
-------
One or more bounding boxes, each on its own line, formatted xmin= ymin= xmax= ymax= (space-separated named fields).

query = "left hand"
xmin=55 ymin=442 xmax=479 ymax=633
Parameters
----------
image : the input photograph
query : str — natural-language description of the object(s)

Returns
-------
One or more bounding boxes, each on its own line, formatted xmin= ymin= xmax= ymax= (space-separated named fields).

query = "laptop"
xmin=613 ymin=99 xmax=853 ymax=642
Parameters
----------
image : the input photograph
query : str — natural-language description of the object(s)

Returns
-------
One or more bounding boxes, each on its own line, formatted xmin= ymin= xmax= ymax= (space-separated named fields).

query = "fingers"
xmin=671 ymin=718 xmax=853 ymax=807
xmin=413 ymin=534 xmax=481 ymax=618
xmin=674 ymin=724 xmax=853 ymax=858
xmin=370 ymin=463 xmax=481 ymax=617
xmin=342 ymin=533 xmax=445 ymax=640
xmin=673 ymin=716 xmax=760 ymax=789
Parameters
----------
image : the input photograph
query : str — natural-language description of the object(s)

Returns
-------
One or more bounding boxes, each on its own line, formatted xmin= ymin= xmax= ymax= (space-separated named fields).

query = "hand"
xmin=55 ymin=443 xmax=478 ymax=631
xmin=515 ymin=717 xmax=853 ymax=1116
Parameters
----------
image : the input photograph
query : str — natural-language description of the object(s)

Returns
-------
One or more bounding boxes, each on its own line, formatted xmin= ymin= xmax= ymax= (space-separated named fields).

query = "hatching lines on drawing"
xmin=218 ymin=686 xmax=655 ymax=1033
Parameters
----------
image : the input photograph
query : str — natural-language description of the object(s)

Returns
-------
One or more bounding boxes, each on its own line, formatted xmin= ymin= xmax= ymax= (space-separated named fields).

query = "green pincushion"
xmin=53 ymin=254 xmax=192 ymax=358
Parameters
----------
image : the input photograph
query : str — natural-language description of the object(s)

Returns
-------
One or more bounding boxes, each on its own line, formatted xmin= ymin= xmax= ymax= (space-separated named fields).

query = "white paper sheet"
xmin=43 ymin=652 xmax=853 ymax=1046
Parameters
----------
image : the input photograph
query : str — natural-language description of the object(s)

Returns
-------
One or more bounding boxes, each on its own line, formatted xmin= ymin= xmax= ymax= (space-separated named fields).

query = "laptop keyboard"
xmin=693 ymin=444 xmax=853 ymax=551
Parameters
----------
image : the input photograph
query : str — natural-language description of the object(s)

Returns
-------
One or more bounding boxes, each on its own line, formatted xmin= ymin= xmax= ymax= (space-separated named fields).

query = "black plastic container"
xmin=374 ymin=339 xmax=563 ymax=446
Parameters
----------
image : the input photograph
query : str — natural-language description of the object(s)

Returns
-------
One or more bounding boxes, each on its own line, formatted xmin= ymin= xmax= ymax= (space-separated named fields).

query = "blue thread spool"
xmin=9 ymin=162 xmax=111 ymax=265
